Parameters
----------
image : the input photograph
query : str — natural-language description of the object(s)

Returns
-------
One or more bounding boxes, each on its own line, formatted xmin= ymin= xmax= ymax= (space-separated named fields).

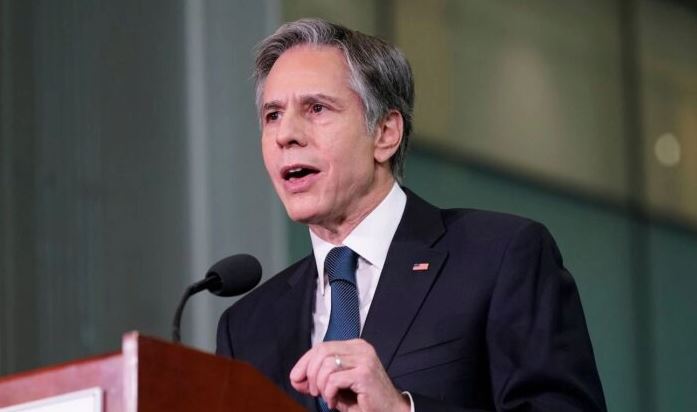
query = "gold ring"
xmin=334 ymin=355 xmax=342 ymax=369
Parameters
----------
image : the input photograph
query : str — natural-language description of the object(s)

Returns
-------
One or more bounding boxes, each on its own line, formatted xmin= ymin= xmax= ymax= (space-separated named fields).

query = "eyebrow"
xmin=262 ymin=101 xmax=283 ymax=112
xmin=261 ymin=93 xmax=343 ymax=112
xmin=299 ymin=93 xmax=342 ymax=107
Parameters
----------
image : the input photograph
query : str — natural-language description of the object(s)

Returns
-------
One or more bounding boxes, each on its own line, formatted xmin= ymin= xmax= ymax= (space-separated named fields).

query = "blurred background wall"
xmin=1 ymin=1 xmax=695 ymax=411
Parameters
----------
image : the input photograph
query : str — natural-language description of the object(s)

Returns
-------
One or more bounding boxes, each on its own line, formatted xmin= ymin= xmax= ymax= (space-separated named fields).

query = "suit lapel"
xmin=361 ymin=189 xmax=448 ymax=371
xmin=272 ymin=257 xmax=317 ymax=411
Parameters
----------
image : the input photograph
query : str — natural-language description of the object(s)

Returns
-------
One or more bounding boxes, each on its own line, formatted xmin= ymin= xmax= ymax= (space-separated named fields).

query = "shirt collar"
xmin=310 ymin=183 xmax=407 ymax=293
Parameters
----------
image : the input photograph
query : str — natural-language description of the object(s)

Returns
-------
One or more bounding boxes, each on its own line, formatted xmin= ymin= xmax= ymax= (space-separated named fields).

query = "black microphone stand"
xmin=171 ymin=276 xmax=220 ymax=343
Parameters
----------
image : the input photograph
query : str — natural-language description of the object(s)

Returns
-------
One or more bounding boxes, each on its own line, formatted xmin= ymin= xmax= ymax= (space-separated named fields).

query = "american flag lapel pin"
xmin=412 ymin=262 xmax=430 ymax=272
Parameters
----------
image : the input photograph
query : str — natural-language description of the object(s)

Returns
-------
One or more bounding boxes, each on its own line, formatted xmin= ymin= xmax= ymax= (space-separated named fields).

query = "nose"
xmin=275 ymin=110 xmax=306 ymax=148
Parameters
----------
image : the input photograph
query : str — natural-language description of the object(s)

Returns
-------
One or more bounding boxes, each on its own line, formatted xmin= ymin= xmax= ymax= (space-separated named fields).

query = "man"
xmin=217 ymin=18 xmax=606 ymax=412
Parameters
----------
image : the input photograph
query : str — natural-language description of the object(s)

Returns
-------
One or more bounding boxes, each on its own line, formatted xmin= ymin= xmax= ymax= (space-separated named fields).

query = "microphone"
xmin=172 ymin=254 xmax=262 ymax=343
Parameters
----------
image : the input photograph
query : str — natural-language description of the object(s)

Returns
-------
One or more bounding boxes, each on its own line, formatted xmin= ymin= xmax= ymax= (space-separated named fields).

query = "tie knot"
xmin=325 ymin=246 xmax=358 ymax=285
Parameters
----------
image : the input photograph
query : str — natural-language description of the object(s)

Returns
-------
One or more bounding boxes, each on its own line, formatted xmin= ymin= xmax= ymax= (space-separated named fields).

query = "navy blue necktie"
xmin=318 ymin=246 xmax=359 ymax=411
xmin=324 ymin=246 xmax=360 ymax=341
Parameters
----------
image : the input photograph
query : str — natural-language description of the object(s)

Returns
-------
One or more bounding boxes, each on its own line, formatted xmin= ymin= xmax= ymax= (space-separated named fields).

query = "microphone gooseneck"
xmin=172 ymin=254 xmax=262 ymax=343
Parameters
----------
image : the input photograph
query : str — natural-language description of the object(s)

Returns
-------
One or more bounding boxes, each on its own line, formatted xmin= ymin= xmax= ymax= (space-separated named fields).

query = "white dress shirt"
xmin=309 ymin=182 xmax=415 ymax=411
xmin=309 ymin=182 xmax=406 ymax=345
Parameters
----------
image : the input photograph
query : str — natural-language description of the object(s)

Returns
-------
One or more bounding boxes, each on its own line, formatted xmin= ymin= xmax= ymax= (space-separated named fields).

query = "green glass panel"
xmin=650 ymin=224 xmax=697 ymax=412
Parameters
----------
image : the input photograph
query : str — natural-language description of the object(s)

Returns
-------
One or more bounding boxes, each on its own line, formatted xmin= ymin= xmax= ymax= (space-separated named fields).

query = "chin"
xmin=283 ymin=203 xmax=321 ymax=224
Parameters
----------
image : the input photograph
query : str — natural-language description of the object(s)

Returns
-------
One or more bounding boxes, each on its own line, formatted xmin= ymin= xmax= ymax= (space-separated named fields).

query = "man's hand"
xmin=290 ymin=339 xmax=411 ymax=412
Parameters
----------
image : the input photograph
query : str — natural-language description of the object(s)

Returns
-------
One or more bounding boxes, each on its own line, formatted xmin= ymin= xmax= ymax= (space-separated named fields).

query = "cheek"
xmin=330 ymin=146 xmax=374 ymax=190
xmin=344 ymin=137 xmax=376 ymax=169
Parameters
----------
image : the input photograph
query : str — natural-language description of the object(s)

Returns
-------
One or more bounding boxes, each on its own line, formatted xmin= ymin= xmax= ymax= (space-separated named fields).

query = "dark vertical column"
xmin=0 ymin=0 xmax=40 ymax=376
xmin=618 ymin=0 xmax=655 ymax=410
xmin=31 ymin=0 xmax=105 ymax=365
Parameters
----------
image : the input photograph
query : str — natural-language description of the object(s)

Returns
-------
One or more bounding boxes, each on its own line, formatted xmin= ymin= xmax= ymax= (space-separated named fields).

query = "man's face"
xmin=260 ymin=45 xmax=383 ymax=229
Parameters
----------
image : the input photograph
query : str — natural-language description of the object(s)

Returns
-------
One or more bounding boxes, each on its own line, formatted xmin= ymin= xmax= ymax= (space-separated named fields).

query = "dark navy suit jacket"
xmin=216 ymin=189 xmax=607 ymax=411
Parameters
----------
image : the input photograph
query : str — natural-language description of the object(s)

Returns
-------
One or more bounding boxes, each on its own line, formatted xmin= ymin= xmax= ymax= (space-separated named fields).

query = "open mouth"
xmin=282 ymin=165 xmax=320 ymax=181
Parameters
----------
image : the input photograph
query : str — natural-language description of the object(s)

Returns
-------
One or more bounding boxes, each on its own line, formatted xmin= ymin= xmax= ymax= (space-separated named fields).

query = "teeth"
xmin=284 ymin=166 xmax=319 ymax=181
xmin=284 ymin=167 xmax=305 ymax=180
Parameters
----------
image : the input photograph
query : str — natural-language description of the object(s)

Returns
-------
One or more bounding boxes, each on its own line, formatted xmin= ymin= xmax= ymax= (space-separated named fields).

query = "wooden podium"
xmin=0 ymin=332 xmax=304 ymax=411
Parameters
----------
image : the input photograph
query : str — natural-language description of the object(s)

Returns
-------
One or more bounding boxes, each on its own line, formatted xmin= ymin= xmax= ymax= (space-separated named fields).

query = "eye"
xmin=265 ymin=111 xmax=280 ymax=122
xmin=310 ymin=104 xmax=324 ymax=114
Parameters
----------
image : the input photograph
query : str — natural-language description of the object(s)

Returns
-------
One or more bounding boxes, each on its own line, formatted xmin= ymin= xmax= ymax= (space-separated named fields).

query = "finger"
xmin=305 ymin=345 xmax=335 ymax=396
xmin=316 ymin=353 xmax=349 ymax=397
xmin=291 ymin=341 xmax=366 ymax=397
xmin=290 ymin=376 xmax=310 ymax=394
xmin=321 ymin=369 xmax=358 ymax=410
xmin=309 ymin=341 xmax=362 ymax=395
xmin=289 ymin=348 xmax=314 ymax=384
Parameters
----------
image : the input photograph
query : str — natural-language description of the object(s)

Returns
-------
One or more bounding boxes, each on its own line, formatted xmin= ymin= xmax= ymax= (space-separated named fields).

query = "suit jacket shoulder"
xmin=217 ymin=254 xmax=314 ymax=354
xmin=367 ymin=188 xmax=606 ymax=411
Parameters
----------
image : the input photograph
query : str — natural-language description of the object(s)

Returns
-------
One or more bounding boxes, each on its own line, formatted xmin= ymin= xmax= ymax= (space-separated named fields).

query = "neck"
xmin=309 ymin=176 xmax=395 ymax=245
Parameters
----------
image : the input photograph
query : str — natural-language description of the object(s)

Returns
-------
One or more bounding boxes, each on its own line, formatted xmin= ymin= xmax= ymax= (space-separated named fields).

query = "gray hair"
xmin=254 ymin=18 xmax=414 ymax=180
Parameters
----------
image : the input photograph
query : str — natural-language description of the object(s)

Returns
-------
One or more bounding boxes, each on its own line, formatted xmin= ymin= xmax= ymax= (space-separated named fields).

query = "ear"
xmin=373 ymin=110 xmax=404 ymax=164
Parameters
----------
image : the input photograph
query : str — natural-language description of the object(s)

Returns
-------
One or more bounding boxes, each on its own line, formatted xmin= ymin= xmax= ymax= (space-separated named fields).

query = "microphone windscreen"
xmin=205 ymin=254 xmax=262 ymax=297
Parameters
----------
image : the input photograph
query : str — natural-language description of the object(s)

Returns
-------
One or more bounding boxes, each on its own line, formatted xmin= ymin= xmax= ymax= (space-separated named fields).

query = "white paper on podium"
xmin=0 ymin=387 xmax=102 ymax=412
